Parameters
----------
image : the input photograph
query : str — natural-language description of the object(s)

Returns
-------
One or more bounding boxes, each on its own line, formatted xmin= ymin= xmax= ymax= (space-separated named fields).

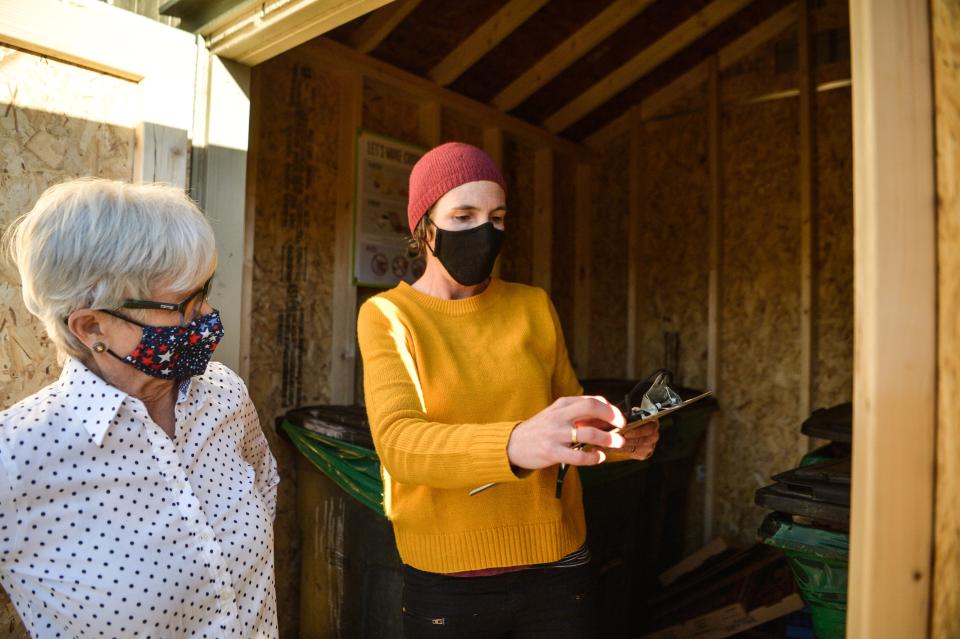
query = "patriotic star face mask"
xmin=102 ymin=309 xmax=224 ymax=380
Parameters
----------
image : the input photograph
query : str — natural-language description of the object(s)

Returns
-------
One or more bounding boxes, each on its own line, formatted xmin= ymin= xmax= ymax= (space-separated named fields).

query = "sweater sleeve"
xmin=547 ymin=296 xmax=583 ymax=400
xmin=357 ymin=298 xmax=523 ymax=489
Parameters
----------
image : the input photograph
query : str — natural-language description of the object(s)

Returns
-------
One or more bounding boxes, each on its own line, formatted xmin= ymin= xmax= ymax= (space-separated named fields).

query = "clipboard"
xmin=616 ymin=391 xmax=714 ymax=435
xmin=468 ymin=391 xmax=714 ymax=496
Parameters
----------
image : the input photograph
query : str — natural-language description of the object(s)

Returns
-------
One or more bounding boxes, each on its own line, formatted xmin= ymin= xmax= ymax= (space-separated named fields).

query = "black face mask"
xmin=427 ymin=219 xmax=504 ymax=286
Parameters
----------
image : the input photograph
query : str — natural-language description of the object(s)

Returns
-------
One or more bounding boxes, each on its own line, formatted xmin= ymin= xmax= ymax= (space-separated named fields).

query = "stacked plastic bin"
xmin=755 ymin=403 xmax=851 ymax=639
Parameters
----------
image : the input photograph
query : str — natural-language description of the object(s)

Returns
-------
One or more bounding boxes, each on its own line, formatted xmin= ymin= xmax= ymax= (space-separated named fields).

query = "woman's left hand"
xmin=611 ymin=420 xmax=660 ymax=460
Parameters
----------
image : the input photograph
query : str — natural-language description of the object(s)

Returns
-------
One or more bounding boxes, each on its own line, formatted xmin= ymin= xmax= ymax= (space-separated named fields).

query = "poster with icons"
xmin=353 ymin=130 xmax=427 ymax=287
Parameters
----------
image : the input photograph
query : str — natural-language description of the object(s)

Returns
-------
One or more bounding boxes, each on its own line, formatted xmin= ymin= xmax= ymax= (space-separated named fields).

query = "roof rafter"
xmin=350 ymin=0 xmax=421 ymax=53
xmin=492 ymin=0 xmax=655 ymax=112
xmin=543 ymin=0 xmax=755 ymax=134
xmin=428 ymin=0 xmax=549 ymax=87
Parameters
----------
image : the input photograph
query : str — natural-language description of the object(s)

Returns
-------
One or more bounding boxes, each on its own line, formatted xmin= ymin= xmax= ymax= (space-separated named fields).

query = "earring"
xmin=92 ymin=342 xmax=107 ymax=353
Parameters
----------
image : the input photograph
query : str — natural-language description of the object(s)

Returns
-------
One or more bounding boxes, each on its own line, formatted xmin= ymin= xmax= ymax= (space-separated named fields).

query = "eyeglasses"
xmin=118 ymin=276 xmax=214 ymax=326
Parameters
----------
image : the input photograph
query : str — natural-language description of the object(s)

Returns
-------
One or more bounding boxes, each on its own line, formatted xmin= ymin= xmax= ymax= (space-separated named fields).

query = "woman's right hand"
xmin=506 ymin=396 xmax=627 ymax=470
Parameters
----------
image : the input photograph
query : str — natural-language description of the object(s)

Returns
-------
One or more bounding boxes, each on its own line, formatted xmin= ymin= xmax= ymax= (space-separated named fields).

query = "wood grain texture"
xmin=812 ymin=86 xmax=852 ymax=410
xmin=587 ymin=135 xmax=629 ymax=377
xmin=250 ymin=52 xmax=343 ymax=638
xmin=932 ymin=0 xmax=960 ymax=635
xmin=551 ymin=152 xmax=577 ymax=352
xmin=715 ymin=94 xmax=803 ymax=542
xmin=440 ymin=110 xmax=484 ymax=147
xmin=499 ymin=137 xmax=536 ymax=285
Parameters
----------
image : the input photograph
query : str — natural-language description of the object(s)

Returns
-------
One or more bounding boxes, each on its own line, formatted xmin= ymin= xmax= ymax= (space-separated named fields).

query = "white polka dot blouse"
xmin=0 ymin=358 xmax=280 ymax=638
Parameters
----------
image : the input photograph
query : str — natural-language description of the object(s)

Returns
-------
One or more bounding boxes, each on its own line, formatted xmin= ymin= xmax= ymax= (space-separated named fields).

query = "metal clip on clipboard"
xmin=469 ymin=370 xmax=713 ymax=498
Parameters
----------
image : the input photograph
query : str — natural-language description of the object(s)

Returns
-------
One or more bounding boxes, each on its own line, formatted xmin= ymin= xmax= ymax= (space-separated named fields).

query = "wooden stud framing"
xmin=329 ymin=73 xmax=364 ymax=405
xmin=585 ymin=2 xmax=799 ymax=149
xmin=573 ymin=163 xmax=592 ymax=376
xmin=848 ymin=0 xmax=936 ymax=635
xmin=428 ymin=0 xmax=549 ymax=87
xmin=240 ymin=65 xmax=263 ymax=382
xmin=350 ymin=0 xmax=421 ymax=53
xmin=798 ymin=0 xmax=816 ymax=444
xmin=532 ymin=148 xmax=554 ymax=294
xmin=543 ymin=0 xmax=753 ymax=134
xmin=303 ymin=37 xmax=589 ymax=158
xmin=205 ymin=0 xmax=392 ymax=65
xmin=703 ymin=56 xmax=721 ymax=544
xmin=492 ymin=0 xmax=655 ymax=112
xmin=626 ymin=106 xmax=641 ymax=378
xmin=484 ymin=126 xmax=506 ymax=279
xmin=932 ymin=0 xmax=960 ymax=634
xmin=419 ymin=100 xmax=442 ymax=146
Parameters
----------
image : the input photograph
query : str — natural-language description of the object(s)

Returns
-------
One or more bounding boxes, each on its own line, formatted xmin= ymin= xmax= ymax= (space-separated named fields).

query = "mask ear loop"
xmin=422 ymin=215 xmax=439 ymax=257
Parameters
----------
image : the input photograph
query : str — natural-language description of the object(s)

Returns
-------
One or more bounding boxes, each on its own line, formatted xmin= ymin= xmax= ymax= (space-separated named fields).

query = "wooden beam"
xmin=932 ymin=0 xmax=960 ymax=634
xmin=240 ymin=64 xmax=263 ymax=381
xmin=350 ymin=0 xmax=420 ymax=53
xmin=798 ymin=0 xmax=817 ymax=442
xmin=544 ymin=0 xmax=753 ymax=134
xmin=0 ymin=0 xmax=194 ymax=82
xmin=484 ymin=127 xmax=505 ymax=279
xmin=848 ymin=0 xmax=936 ymax=636
xmin=703 ymin=56 xmax=721 ymax=544
xmin=585 ymin=3 xmax=799 ymax=148
xmin=329 ymin=73 xmax=363 ymax=404
xmin=626 ymin=107 xmax=641 ymax=378
xmin=206 ymin=0 xmax=393 ymax=65
xmin=419 ymin=100 xmax=441 ymax=146
xmin=532 ymin=148 xmax=554 ymax=293
xmin=492 ymin=0 xmax=655 ymax=112
xmin=573 ymin=163 xmax=592 ymax=376
xmin=302 ymin=37 xmax=590 ymax=158
xmin=428 ymin=0 xmax=548 ymax=87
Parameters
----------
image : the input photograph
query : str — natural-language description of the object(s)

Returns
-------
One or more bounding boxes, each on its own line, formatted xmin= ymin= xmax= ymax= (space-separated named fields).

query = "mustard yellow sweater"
xmin=357 ymin=278 xmax=585 ymax=573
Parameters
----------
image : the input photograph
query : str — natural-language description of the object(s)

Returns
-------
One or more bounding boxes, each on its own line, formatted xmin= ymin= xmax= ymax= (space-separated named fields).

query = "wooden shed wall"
xmin=0 ymin=44 xmax=139 ymax=639
xmin=597 ymin=32 xmax=853 ymax=543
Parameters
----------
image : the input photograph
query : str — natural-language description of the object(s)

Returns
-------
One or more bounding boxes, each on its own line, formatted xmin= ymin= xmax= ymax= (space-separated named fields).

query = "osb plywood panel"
xmin=439 ymin=110 xmax=483 ymax=147
xmin=933 ymin=0 xmax=960 ymax=634
xmin=0 ymin=44 xmax=137 ymax=639
xmin=813 ymin=87 xmax=852 ymax=410
xmin=362 ymin=78 xmax=428 ymax=147
xmin=634 ymin=105 xmax=710 ymax=390
xmin=588 ymin=135 xmax=629 ymax=378
xmin=715 ymin=96 xmax=802 ymax=543
xmin=499 ymin=137 xmax=535 ymax=285
xmin=551 ymin=153 xmax=576 ymax=351
xmin=251 ymin=54 xmax=341 ymax=638
xmin=721 ymin=35 xmax=796 ymax=103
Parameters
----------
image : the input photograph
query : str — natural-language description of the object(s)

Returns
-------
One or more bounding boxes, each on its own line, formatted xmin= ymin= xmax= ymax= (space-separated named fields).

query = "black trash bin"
xmin=579 ymin=378 xmax=718 ymax=638
xmin=281 ymin=406 xmax=403 ymax=639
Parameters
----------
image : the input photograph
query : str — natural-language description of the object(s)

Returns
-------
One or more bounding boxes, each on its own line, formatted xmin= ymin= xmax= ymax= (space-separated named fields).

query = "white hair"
xmin=4 ymin=178 xmax=218 ymax=359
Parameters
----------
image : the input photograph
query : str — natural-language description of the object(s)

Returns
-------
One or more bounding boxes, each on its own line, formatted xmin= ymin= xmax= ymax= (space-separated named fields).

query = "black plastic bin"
xmin=579 ymin=378 xmax=718 ymax=638
xmin=281 ymin=406 xmax=403 ymax=639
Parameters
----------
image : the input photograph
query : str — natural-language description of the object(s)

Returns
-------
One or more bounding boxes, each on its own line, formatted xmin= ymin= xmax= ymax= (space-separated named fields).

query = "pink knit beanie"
xmin=407 ymin=142 xmax=507 ymax=234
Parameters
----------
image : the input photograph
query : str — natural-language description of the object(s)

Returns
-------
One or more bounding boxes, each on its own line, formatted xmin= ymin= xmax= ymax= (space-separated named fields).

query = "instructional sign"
xmin=354 ymin=131 xmax=427 ymax=287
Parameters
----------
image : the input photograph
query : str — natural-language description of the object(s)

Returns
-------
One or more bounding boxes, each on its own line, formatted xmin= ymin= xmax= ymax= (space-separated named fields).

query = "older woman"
xmin=358 ymin=142 xmax=660 ymax=638
xmin=0 ymin=179 xmax=279 ymax=638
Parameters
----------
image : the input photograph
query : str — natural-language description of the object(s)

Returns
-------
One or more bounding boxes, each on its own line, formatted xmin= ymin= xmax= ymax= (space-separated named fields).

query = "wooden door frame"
xmin=848 ymin=0 xmax=936 ymax=636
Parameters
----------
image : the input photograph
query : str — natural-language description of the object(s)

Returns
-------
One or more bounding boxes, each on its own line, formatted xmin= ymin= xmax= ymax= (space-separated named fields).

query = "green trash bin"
xmin=760 ymin=513 xmax=848 ymax=639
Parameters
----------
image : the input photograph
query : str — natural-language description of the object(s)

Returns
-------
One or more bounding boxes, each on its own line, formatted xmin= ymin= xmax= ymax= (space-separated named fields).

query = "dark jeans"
xmin=401 ymin=561 xmax=598 ymax=639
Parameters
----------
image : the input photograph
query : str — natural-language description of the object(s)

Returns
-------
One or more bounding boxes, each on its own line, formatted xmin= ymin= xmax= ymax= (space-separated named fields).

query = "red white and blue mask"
xmin=103 ymin=309 xmax=224 ymax=380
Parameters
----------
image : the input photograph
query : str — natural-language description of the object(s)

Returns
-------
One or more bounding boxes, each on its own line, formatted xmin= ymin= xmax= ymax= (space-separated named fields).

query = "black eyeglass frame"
xmin=117 ymin=276 xmax=214 ymax=326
